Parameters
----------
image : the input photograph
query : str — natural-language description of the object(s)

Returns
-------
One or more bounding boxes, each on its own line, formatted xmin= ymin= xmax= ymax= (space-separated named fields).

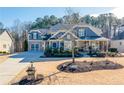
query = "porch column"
xmin=106 ymin=41 xmax=109 ymax=52
xmin=49 ymin=41 xmax=52 ymax=48
xmin=98 ymin=41 xmax=100 ymax=50
xmin=58 ymin=41 xmax=61 ymax=51
xmin=76 ymin=40 xmax=79 ymax=47
xmin=103 ymin=41 xmax=106 ymax=52
xmin=49 ymin=41 xmax=50 ymax=48
xmin=44 ymin=41 xmax=46 ymax=51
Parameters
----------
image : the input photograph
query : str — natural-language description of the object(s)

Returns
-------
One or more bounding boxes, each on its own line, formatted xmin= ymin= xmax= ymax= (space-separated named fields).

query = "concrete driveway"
xmin=0 ymin=51 xmax=43 ymax=84
xmin=10 ymin=51 xmax=44 ymax=62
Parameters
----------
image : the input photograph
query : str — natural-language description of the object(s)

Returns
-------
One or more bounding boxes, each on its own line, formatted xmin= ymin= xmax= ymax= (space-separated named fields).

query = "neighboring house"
xmin=28 ymin=23 xmax=109 ymax=53
xmin=110 ymin=40 xmax=124 ymax=53
xmin=0 ymin=30 xmax=14 ymax=53
xmin=110 ymin=25 xmax=124 ymax=53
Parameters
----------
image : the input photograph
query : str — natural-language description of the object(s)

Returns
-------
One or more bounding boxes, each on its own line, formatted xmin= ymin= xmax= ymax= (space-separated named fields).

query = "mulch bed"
xmin=11 ymin=74 xmax=44 ymax=85
xmin=57 ymin=60 xmax=124 ymax=73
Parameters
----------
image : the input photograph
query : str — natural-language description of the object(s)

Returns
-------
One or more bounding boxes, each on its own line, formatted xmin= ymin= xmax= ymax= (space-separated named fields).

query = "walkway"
xmin=0 ymin=51 xmax=42 ymax=84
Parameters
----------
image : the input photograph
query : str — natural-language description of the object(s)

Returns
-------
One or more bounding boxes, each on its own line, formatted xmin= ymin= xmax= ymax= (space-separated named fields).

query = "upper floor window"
xmin=78 ymin=28 xmax=85 ymax=37
xmin=67 ymin=34 xmax=71 ymax=39
xmin=3 ymin=44 xmax=6 ymax=48
xmin=33 ymin=33 xmax=37 ymax=39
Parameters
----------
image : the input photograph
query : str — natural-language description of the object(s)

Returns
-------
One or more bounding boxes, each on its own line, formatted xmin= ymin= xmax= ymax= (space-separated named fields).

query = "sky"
xmin=0 ymin=7 xmax=122 ymax=27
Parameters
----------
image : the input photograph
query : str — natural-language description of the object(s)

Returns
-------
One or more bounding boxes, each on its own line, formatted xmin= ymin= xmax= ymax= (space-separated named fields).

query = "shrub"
xmin=2 ymin=51 xmax=7 ymax=54
xmin=96 ymin=52 xmax=106 ymax=57
xmin=60 ymin=47 xmax=64 ymax=53
xmin=52 ymin=48 xmax=59 ymax=54
xmin=44 ymin=47 xmax=80 ymax=57
xmin=0 ymin=51 xmax=9 ymax=54
xmin=53 ymin=53 xmax=72 ymax=57
xmin=108 ymin=48 xmax=118 ymax=53
xmin=107 ymin=52 xmax=117 ymax=57
xmin=24 ymin=40 xmax=28 ymax=51
xmin=44 ymin=47 xmax=52 ymax=57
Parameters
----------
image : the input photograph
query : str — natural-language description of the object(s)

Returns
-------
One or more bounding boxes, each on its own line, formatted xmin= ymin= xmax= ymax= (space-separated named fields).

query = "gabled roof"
xmin=0 ymin=30 xmax=14 ymax=42
xmin=50 ymin=23 xmax=75 ymax=32
xmin=29 ymin=23 xmax=104 ymax=40
xmin=50 ymin=23 xmax=102 ymax=36
xmin=60 ymin=31 xmax=79 ymax=39
xmin=49 ymin=30 xmax=66 ymax=40
xmin=72 ymin=23 xmax=102 ymax=36
xmin=49 ymin=30 xmax=79 ymax=40
xmin=29 ymin=29 xmax=50 ymax=35
xmin=0 ymin=29 xmax=5 ymax=35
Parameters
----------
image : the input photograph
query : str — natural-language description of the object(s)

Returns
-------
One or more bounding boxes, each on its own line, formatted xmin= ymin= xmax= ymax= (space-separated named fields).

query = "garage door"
xmin=31 ymin=44 xmax=40 ymax=51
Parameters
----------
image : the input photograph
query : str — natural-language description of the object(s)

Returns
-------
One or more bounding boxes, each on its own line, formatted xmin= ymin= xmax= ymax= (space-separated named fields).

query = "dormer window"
xmin=33 ymin=33 xmax=37 ymax=39
xmin=67 ymin=34 xmax=71 ymax=39
xmin=78 ymin=28 xmax=85 ymax=37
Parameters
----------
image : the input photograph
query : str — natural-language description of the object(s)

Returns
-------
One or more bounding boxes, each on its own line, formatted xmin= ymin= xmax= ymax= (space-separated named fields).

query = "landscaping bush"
xmin=107 ymin=52 xmax=117 ymax=57
xmin=2 ymin=51 xmax=7 ymax=54
xmin=0 ymin=51 xmax=9 ymax=54
xmin=108 ymin=48 xmax=118 ymax=53
xmin=52 ymin=48 xmax=59 ymax=54
xmin=60 ymin=47 xmax=64 ymax=53
xmin=96 ymin=52 xmax=106 ymax=57
xmin=44 ymin=47 xmax=52 ymax=57
xmin=44 ymin=47 xmax=80 ymax=57
xmin=53 ymin=53 xmax=72 ymax=57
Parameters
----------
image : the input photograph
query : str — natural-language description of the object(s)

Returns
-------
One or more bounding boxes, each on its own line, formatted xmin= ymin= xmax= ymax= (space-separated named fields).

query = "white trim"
xmin=48 ymin=30 xmax=66 ymax=40
xmin=60 ymin=30 xmax=79 ymax=39
xmin=29 ymin=30 xmax=42 ymax=34
xmin=71 ymin=24 xmax=102 ymax=36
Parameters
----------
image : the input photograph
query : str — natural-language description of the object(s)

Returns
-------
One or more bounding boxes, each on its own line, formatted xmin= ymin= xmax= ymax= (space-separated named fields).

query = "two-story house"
xmin=0 ymin=30 xmax=14 ymax=53
xmin=28 ymin=23 xmax=109 ymax=53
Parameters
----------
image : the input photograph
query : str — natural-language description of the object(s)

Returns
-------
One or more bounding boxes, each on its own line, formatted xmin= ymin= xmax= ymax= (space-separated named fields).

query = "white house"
xmin=110 ymin=40 xmax=124 ymax=53
xmin=0 ymin=30 xmax=14 ymax=53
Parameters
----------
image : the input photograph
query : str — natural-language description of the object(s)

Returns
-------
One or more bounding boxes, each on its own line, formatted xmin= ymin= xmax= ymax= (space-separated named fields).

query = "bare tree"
xmin=63 ymin=8 xmax=80 ymax=24
xmin=11 ymin=19 xmax=31 ymax=52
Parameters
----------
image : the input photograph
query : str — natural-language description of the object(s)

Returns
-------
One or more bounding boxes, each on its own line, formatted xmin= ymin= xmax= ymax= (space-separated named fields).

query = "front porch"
xmin=76 ymin=40 xmax=109 ymax=53
xmin=48 ymin=40 xmax=109 ymax=53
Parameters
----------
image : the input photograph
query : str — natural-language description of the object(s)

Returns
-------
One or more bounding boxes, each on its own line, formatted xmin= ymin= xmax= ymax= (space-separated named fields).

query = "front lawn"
xmin=10 ymin=57 xmax=124 ymax=85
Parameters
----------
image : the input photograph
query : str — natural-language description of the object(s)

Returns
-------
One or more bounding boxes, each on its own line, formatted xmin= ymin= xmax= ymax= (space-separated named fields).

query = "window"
xmin=3 ymin=44 xmax=6 ymax=48
xmin=33 ymin=33 xmax=37 ymax=39
xmin=60 ymin=42 xmax=64 ymax=47
xmin=67 ymin=34 xmax=70 ymax=39
xmin=53 ymin=42 xmax=57 ymax=48
xmin=64 ymin=41 xmax=72 ymax=50
xmin=31 ymin=44 xmax=34 ymax=48
xmin=78 ymin=28 xmax=85 ymax=37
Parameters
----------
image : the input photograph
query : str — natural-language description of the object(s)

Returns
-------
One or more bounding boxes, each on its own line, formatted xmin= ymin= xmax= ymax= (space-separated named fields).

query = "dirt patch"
xmin=57 ymin=60 xmax=124 ymax=73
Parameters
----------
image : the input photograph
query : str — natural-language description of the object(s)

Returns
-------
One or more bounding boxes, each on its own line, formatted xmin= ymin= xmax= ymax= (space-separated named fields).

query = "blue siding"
xmin=85 ymin=27 xmax=98 ymax=37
